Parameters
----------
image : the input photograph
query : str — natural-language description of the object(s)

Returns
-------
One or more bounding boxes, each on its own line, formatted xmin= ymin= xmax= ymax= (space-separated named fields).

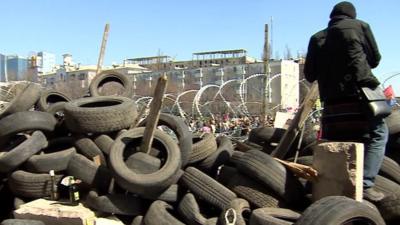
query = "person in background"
xmin=304 ymin=1 xmax=388 ymax=202
xmin=201 ymin=121 xmax=211 ymax=134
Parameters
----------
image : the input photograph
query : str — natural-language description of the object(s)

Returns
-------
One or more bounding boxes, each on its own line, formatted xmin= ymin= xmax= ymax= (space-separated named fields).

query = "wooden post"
xmin=95 ymin=24 xmax=110 ymax=76
xmin=139 ymin=74 xmax=168 ymax=153
xmin=271 ymin=82 xmax=319 ymax=159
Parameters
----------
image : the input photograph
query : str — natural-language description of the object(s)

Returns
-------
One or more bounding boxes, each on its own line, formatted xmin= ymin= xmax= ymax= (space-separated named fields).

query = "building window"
xmin=79 ymin=73 xmax=85 ymax=80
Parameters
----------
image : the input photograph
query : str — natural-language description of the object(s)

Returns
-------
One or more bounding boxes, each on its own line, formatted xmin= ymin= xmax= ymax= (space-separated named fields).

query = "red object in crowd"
xmin=384 ymin=85 xmax=395 ymax=99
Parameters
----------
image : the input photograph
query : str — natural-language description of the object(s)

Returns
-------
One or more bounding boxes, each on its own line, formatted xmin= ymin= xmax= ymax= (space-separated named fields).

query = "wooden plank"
xmin=139 ymin=74 xmax=168 ymax=153
xmin=271 ymin=82 xmax=319 ymax=159
xmin=274 ymin=157 xmax=318 ymax=181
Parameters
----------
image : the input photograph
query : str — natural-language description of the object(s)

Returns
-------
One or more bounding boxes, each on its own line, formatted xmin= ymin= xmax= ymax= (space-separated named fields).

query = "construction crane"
xmin=95 ymin=23 xmax=110 ymax=76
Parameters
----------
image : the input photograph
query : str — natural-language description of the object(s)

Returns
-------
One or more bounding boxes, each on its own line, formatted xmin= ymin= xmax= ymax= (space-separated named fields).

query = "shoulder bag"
xmin=359 ymin=86 xmax=392 ymax=118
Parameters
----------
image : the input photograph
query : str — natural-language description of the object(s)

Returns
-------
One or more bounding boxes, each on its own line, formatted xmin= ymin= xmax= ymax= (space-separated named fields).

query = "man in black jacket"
xmin=305 ymin=1 xmax=388 ymax=202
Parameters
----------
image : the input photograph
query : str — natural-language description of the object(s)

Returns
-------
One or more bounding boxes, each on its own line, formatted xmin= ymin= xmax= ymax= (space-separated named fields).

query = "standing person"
xmin=305 ymin=1 xmax=388 ymax=202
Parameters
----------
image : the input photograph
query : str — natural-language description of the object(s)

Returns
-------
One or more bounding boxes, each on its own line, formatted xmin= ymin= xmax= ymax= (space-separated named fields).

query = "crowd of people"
xmin=186 ymin=114 xmax=274 ymax=137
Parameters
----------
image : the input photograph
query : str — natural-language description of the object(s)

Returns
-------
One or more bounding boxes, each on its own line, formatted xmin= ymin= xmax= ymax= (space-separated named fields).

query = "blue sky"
xmin=1 ymin=0 xmax=400 ymax=91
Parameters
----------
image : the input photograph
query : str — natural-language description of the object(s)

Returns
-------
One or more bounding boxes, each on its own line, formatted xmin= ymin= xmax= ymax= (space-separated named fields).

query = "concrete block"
xmin=312 ymin=141 xmax=364 ymax=202
xmin=14 ymin=199 xmax=96 ymax=225
xmin=95 ymin=216 xmax=125 ymax=225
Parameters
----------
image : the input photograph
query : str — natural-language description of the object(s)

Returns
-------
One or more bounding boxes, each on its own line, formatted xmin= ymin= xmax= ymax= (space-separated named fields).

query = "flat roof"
xmin=192 ymin=49 xmax=247 ymax=56
xmin=126 ymin=56 xmax=171 ymax=61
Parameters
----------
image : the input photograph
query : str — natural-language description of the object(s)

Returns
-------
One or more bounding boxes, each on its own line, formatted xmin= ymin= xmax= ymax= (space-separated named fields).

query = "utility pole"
xmin=95 ymin=23 xmax=110 ymax=76
xmin=261 ymin=24 xmax=270 ymax=123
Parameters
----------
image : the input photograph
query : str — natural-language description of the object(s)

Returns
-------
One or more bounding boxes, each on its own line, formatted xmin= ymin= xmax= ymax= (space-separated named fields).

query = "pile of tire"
xmin=0 ymin=79 xmax=397 ymax=225
xmin=245 ymin=113 xmax=400 ymax=225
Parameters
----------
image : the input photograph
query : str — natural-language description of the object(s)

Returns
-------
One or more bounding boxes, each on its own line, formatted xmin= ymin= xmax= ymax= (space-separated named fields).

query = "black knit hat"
xmin=330 ymin=1 xmax=357 ymax=19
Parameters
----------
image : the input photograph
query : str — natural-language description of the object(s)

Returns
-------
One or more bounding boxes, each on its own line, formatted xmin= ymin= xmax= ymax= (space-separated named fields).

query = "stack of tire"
xmin=0 ymin=74 xmax=395 ymax=225
xmin=244 ymin=111 xmax=400 ymax=225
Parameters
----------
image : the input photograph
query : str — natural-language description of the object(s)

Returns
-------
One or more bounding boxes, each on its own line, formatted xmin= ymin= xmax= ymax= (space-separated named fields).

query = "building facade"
xmin=133 ymin=59 xmax=300 ymax=114
xmin=124 ymin=49 xmax=257 ymax=72
xmin=40 ymin=61 xmax=149 ymax=88
xmin=37 ymin=52 xmax=56 ymax=74
xmin=38 ymin=50 xmax=301 ymax=116
xmin=6 ymin=55 xmax=29 ymax=81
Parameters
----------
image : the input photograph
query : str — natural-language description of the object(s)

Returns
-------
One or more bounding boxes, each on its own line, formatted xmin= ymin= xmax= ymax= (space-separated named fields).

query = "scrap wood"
xmin=271 ymin=82 xmax=319 ymax=159
xmin=139 ymin=74 xmax=168 ymax=154
xmin=274 ymin=157 xmax=318 ymax=181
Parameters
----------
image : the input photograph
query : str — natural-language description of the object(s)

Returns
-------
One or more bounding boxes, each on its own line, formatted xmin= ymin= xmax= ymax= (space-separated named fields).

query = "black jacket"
xmin=305 ymin=15 xmax=381 ymax=102
xmin=304 ymin=29 xmax=327 ymax=84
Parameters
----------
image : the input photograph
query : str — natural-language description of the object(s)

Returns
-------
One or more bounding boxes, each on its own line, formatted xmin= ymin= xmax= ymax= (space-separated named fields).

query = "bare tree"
xmin=284 ymin=44 xmax=292 ymax=60
xmin=274 ymin=51 xmax=281 ymax=60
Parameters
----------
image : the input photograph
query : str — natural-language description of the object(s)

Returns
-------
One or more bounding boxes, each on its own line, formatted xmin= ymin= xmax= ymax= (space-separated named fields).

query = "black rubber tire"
xmin=379 ymin=156 xmax=400 ymax=184
xmin=249 ymin=213 xmax=293 ymax=225
xmin=46 ymin=101 xmax=67 ymax=114
xmin=131 ymin=216 xmax=144 ymax=225
xmin=67 ymin=153 xmax=112 ymax=193
xmin=44 ymin=136 xmax=75 ymax=153
xmin=374 ymin=175 xmax=400 ymax=196
xmin=45 ymin=102 xmax=67 ymax=133
xmin=0 ymin=131 xmax=48 ymax=173
xmin=93 ymin=134 xmax=114 ymax=155
xmin=235 ymin=140 xmax=264 ymax=152
xmin=24 ymin=147 xmax=76 ymax=173
xmin=295 ymin=196 xmax=385 ymax=225
xmin=139 ymin=113 xmax=193 ymax=167
xmin=140 ymin=169 xmax=183 ymax=203
xmin=109 ymin=127 xmax=181 ymax=195
xmin=178 ymin=193 xmax=209 ymax=225
xmin=217 ymin=166 xmax=287 ymax=209
xmin=206 ymin=218 xmax=218 ymax=225
xmin=0 ymin=111 xmax=56 ymax=146
xmin=143 ymin=200 xmax=185 ymax=225
xmin=74 ymin=137 xmax=107 ymax=166
xmin=219 ymin=198 xmax=250 ymax=225
xmin=143 ymin=184 xmax=181 ymax=203
xmin=180 ymin=167 xmax=237 ymax=210
xmin=188 ymin=133 xmax=218 ymax=164
xmin=386 ymin=110 xmax=400 ymax=135
xmin=248 ymin=127 xmax=286 ymax=146
xmin=0 ymin=83 xmax=41 ymax=119
xmin=125 ymin=152 xmax=161 ymax=174
xmin=231 ymin=150 xmax=305 ymax=205
xmin=197 ymin=136 xmax=234 ymax=173
xmin=375 ymin=193 xmax=400 ymax=222
xmin=251 ymin=207 xmax=301 ymax=221
xmin=89 ymin=71 xmax=133 ymax=97
xmin=8 ymin=170 xmax=63 ymax=199
xmin=64 ymin=96 xmax=137 ymax=133
xmin=13 ymin=197 xmax=25 ymax=210
xmin=85 ymin=190 xmax=146 ymax=216
xmin=37 ymin=89 xmax=71 ymax=111
xmin=1 ymin=219 xmax=45 ymax=225
xmin=287 ymin=155 xmax=313 ymax=166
